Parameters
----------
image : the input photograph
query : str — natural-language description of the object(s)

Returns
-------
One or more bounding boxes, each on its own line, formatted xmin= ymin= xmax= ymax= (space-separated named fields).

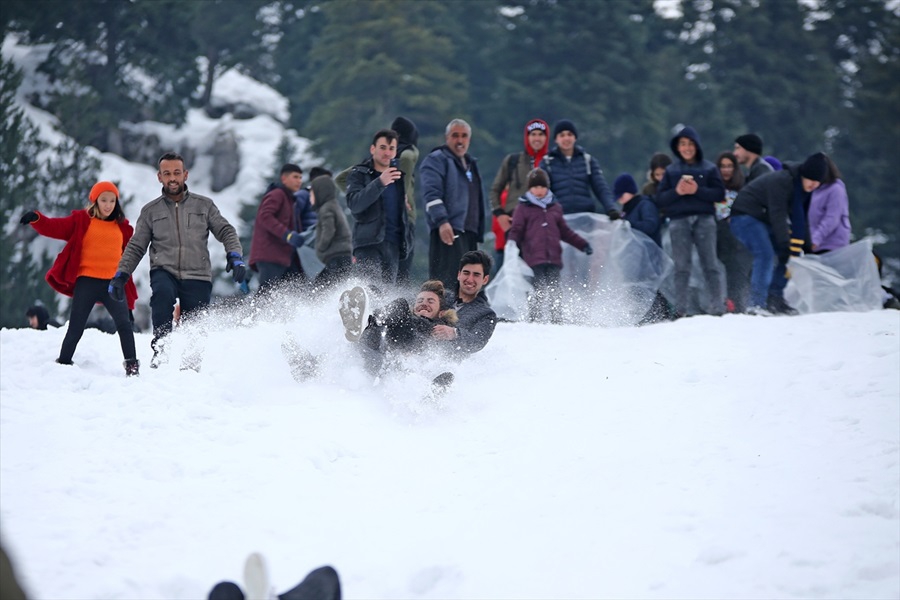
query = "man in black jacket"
xmin=345 ymin=129 xmax=413 ymax=287
xmin=729 ymin=153 xmax=827 ymax=314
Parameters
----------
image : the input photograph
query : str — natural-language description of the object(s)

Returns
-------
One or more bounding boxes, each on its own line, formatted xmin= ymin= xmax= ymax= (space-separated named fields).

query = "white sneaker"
xmin=243 ymin=552 xmax=272 ymax=600
xmin=746 ymin=305 xmax=773 ymax=317
xmin=339 ymin=286 xmax=369 ymax=342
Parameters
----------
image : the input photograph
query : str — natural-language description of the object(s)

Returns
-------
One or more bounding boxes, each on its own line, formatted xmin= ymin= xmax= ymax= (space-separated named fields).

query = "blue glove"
xmin=583 ymin=243 xmax=594 ymax=256
xmin=285 ymin=231 xmax=305 ymax=248
xmin=108 ymin=272 xmax=129 ymax=302
xmin=226 ymin=252 xmax=247 ymax=283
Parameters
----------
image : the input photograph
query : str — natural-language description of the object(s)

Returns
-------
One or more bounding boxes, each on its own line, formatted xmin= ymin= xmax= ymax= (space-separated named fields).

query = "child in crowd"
xmin=20 ymin=181 xmax=140 ymax=376
xmin=507 ymin=168 xmax=592 ymax=323
xmin=309 ymin=174 xmax=352 ymax=289
xmin=614 ymin=173 xmax=660 ymax=245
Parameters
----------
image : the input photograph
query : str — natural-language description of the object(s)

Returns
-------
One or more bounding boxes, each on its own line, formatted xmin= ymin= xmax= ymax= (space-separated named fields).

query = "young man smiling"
xmin=346 ymin=128 xmax=413 ymax=287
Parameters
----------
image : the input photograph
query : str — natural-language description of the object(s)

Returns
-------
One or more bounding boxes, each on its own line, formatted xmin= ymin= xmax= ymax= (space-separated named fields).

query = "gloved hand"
xmin=607 ymin=209 xmax=623 ymax=221
xmin=108 ymin=272 xmax=129 ymax=302
xmin=583 ymin=243 xmax=594 ymax=256
xmin=19 ymin=211 xmax=38 ymax=225
xmin=284 ymin=231 xmax=305 ymax=248
xmin=226 ymin=252 xmax=247 ymax=283
xmin=504 ymin=239 xmax=520 ymax=257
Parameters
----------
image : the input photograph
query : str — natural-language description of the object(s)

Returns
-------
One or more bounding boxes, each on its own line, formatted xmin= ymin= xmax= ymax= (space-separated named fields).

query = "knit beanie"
xmin=89 ymin=181 xmax=119 ymax=203
xmin=527 ymin=168 xmax=550 ymax=189
xmin=764 ymin=155 xmax=783 ymax=171
xmin=613 ymin=173 xmax=638 ymax=198
xmin=735 ymin=133 xmax=763 ymax=156
xmin=799 ymin=152 xmax=828 ymax=182
xmin=553 ymin=119 xmax=578 ymax=139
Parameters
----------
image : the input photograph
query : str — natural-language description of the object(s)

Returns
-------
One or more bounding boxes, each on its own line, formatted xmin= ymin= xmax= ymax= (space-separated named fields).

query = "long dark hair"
xmin=716 ymin=151 xmax=745 ymax=192
xmin=821 ymin=153 xmax=842 ymax=185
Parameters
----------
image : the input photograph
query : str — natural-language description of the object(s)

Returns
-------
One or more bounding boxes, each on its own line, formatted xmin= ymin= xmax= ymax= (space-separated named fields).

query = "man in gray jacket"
xmin=109 ymin=152 xmax=246 ymax=367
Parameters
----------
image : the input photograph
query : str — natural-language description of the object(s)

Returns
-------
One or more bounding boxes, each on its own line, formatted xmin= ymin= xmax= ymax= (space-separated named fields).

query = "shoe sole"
xmin=339 ymin=286 xmax=368 ymax=342
xmin=243 ymin=552 xmax=270 ymax=600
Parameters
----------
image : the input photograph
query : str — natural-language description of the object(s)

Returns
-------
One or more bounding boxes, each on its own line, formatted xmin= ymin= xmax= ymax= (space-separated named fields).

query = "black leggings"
xmin=59 ymin=277 xmax=135 ymax=363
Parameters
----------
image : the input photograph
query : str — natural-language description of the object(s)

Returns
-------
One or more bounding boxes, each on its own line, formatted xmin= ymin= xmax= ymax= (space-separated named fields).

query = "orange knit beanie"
xmin=89 ymin=181 xmax=120 ymax=203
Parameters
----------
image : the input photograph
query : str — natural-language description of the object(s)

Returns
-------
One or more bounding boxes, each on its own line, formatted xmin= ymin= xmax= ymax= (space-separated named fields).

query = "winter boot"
xmin=339 ymin=286 xmax=369 ymax=342
xmin=124 ymin=358 xmax=140 ymax=377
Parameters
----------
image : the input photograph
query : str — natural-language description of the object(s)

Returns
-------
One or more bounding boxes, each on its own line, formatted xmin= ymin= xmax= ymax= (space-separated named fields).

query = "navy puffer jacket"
xmin=654 ymin=126 xmax=725 ymax=220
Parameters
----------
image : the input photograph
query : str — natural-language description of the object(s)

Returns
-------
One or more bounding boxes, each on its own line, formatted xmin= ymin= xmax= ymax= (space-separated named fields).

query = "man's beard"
xmin=163 ymin=182 xmax=184 ymax=196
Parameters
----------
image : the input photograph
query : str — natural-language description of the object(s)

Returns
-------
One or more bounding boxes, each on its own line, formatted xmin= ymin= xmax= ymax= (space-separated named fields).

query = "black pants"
xmin=59 ymin=277 xmax=135 ymax=363
xmin=149 ymin=269 xmax=212 ymax=344
xmin=528 ymin=263 xmax=563 ymax=324
xmin=313 ymin=255 xmax=352 ymax=290
xmin=429 ymin=229 xmax=479 ymax=292
xmin=208 ymin=565 xmax=341 ymax=600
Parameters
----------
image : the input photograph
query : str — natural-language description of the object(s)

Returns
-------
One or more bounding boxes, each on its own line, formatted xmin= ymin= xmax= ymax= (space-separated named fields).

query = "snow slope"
xmin=1 ymin=295 xmax=898 ymax=599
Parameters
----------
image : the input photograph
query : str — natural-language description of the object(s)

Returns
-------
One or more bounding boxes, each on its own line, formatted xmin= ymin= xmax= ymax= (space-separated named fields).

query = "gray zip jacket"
xmin=117 ymin=188 xmax=242 ymax=281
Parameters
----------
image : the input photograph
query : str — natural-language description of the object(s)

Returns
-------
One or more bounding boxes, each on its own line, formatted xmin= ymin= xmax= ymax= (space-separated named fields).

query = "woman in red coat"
xmin=20 ymin=181 xmax=140 ymax=376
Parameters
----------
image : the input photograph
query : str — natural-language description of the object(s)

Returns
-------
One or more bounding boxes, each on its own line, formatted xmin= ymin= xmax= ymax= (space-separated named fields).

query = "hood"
xmin=670 ymin=126 xmax=704 ymax=163
xmin=309 ymin=175 xmax=337 ymax=212
xmin=391 ymin=116 xmax=419 ymax=147
xmin=524 ymin=119 xmax=550 ymax=166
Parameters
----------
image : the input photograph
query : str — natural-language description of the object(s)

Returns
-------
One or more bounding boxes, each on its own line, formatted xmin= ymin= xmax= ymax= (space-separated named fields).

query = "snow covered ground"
xmin=1 ymin=297 xmax=898 ymax=599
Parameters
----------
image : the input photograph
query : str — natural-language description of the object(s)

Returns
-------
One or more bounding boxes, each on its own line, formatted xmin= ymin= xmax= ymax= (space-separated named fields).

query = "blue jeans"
xmin=729 ymin=215 xmax=774 ymax=308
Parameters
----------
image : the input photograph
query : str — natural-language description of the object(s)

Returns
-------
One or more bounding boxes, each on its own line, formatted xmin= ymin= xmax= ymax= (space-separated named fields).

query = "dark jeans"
xmin=255 ymin=255 xmax=305 ymax=294
xmin=354 ymin=241 xmax=401 ymax=288
xmin=729 ymin=215 xmax=774 ymax=309
xmin=429 ymin=229 xmax=479 ymax=292
xmin=313 ymin=255 xmax=352 ymax=290
xmin=669 ymin=215 xmax=722 ymax=315
xmin=716 ymin=219 xmax=752 ymax=313
xmin=59 ymin=277 xmax=135 ymax=363
xmin=208 ymin=565 xmax=341 ymax=600
xmin=149 ymin=269 xmax=212 ymax=342
xmin=527 ymin=263 xmax=563 ymax=323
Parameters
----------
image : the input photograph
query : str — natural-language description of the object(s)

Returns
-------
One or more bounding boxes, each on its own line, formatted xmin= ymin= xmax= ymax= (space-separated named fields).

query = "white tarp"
xmin=784 ymin=239 xmax=883 ymax=313
xmin=486 ymin=214 xmax=674 ymax=326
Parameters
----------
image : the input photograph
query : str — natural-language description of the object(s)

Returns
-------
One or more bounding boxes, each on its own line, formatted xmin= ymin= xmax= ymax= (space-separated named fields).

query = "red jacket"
xmin=31 ymin=210 xmax=138 ymax=310
xmin=249 ymin=184 xmax=296 ymax=269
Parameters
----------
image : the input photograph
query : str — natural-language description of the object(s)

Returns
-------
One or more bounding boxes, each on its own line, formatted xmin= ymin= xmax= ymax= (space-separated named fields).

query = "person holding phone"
xmin=654 ymin=125 xmax=726 ymax=317
xmin=345 ymin=128 xmax=413 ymax=288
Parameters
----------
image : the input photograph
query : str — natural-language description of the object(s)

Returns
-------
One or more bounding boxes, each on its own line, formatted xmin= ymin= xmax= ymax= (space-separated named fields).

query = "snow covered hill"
xmin=1 ymin=294 xmax=898 ymax=599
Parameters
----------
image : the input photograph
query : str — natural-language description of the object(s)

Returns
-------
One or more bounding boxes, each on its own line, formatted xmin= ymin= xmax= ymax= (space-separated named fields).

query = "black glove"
xmin=19 ymin=211 xmax=38 ymax=225
xmin=108 ymin=272 xmax=129 ymax=302
xmin=226 ymin=252 xmax=247 ymax=283
xmin=583 ymin=243 xmax=594 ymax=256
xmin=284 ymin=231 xmax=305 ymax=248
xmin=607 ymin=209 xmax=623 ymax=221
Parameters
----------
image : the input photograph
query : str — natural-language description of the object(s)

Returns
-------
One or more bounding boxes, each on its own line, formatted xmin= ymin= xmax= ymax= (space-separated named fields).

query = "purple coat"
xmin=507 ymin=193 xmax=589 ymax=268
xmin=808 ymin=180 xmax=850 ymax=251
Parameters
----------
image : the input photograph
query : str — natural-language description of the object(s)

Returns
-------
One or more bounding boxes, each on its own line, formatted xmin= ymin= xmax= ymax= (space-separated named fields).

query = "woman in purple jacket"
xmin=808 ymin=155 xmax=851 ymax=253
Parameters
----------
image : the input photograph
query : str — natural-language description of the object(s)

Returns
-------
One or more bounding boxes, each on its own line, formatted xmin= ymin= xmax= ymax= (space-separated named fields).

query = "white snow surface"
xmin=1 ymin=299 xmax=899 ymax=599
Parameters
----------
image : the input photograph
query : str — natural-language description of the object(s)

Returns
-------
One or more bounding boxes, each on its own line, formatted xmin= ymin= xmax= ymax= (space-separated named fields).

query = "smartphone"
xmin=681 ymin=174 xmax=694 ymax=181
xmin=390 ymin=158 xmax=399 ymax=168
